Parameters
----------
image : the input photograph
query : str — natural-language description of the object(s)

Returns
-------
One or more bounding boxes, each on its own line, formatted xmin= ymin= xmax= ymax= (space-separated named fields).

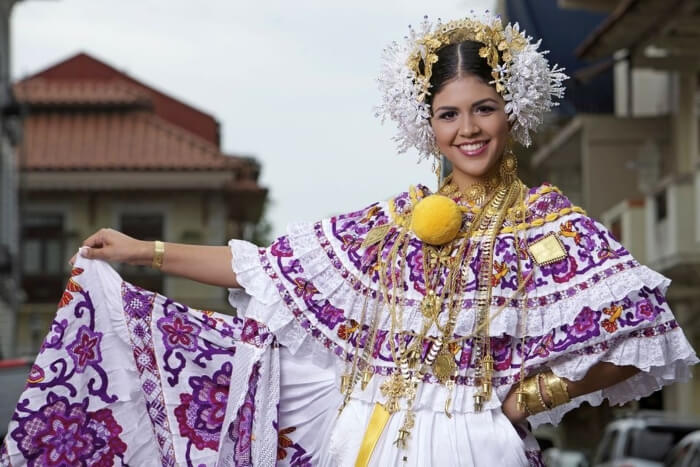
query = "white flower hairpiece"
xmin=375 ymin=13 xmax=568 ymax=162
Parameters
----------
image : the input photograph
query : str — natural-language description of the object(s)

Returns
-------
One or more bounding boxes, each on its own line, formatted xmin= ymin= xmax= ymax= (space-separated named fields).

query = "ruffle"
xmin=528 ymin=326 xmax=699 ymax=428
xmin=256 ymin=215 xmax=671 ymax=339
xmin=229 ymin=239 xmax=339 ymax=371
xmin=481 ymin=263 xmax=670 ymax=338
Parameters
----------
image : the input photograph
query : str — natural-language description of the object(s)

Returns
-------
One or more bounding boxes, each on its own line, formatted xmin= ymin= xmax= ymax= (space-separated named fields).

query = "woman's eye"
xmin=476 ymin=106 xmax=495 ymax=114
xmin=438 ymin=111 xmax=457 ymax=119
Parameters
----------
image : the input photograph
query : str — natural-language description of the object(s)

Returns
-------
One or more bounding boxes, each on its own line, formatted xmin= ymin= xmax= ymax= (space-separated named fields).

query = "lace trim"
xmin=528 ymin=326 xmax=699 ymax=428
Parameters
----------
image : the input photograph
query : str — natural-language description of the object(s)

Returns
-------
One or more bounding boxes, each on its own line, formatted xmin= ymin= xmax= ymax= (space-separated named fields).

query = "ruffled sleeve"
xmin=509 ymin=185 xmax=699 ymax=427
xmin=228 ymin=198 xmax=395 ymax=371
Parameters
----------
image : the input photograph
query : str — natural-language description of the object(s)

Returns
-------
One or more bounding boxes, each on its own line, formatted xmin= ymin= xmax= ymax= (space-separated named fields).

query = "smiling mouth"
xmin=457 ymin=140 xmax=489 ymax=156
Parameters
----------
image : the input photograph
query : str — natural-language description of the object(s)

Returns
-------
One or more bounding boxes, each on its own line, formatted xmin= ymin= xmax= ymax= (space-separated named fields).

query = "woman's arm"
xmin=75 ymin=228 xmax=240 ymax=289
xmin=503 ymin=362 xmax=640 ymax=423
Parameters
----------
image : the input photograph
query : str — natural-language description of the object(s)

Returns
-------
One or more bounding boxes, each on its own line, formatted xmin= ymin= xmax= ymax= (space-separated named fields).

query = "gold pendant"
xmin=420 ymin=290 xmax=439 ymax=319
xmin=340 ymin=374 xmax=352 ymax=394
xmin=516 ymin=389 xmax=526 ymax=413
xmin=432 ymin=348 xmax=457 ymax=384
xmin=380 ymin=372 xmax=406 ymax=414
xmin=361 ymin=223 xmax=392 ymax=248
xmin=361 ymin=368 xmax=374 ymax=390
xmin=473 ymin=392 xmax=484 ymax=412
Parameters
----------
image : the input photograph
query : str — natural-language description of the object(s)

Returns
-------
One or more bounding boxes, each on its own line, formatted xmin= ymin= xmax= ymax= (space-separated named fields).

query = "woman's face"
xmin=430 ymin=74 xmax=509 ymax=189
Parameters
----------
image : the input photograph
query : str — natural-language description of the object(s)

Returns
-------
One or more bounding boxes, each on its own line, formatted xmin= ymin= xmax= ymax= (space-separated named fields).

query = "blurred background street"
xmin=1 ymin=1 xmax=699 ymax=465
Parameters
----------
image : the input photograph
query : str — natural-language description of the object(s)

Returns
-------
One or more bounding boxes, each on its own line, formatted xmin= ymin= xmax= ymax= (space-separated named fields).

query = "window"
xmin=119 ymin=213 xmax=164 ymax=293
xmin=655 ymin=190 xmax=667 ymax=222
xmin=21 ymin=213 xmax=66 ymax=302
xmin=611 ymin=218 xmax=623 ymax=242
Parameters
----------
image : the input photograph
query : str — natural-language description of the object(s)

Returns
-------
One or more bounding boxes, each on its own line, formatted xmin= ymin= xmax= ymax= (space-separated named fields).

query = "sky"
xmin=13 ymin=0 xmax=496 ymax=239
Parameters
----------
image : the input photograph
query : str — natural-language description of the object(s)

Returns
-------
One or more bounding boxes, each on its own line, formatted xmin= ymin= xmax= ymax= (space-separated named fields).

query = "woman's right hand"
xmin=69 ymin=228 xmax=152 ymax=266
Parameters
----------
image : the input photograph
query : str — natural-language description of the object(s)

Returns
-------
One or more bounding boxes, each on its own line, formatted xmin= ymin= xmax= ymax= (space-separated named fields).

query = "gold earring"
xmin=499 ymin=149 xmax=518 ymax=185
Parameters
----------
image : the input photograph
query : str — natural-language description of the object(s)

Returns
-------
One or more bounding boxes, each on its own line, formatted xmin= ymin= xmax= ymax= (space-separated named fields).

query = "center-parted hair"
xmin=425 ymin=41 xmax=494 ymax=110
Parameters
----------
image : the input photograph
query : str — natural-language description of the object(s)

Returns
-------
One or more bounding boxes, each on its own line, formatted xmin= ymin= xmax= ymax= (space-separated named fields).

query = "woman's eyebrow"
xmin=471 ymin=98 xmax=499 ymax=107
xmin=433 ymin=105 xmax=458 ymax=113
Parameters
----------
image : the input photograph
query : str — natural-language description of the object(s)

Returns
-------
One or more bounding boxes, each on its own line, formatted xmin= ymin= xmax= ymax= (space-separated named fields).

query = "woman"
xmin=3 ymin=14 xmax=698 ymax=467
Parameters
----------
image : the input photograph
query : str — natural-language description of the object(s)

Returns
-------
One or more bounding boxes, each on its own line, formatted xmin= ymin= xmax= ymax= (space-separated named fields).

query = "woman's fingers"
xmin=82 ymin=228 xmax=110 ymax=248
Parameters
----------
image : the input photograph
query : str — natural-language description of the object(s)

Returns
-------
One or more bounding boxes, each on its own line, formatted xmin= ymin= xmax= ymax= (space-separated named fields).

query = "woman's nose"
xmin=458 ymin=117 xmax=480 ymax=137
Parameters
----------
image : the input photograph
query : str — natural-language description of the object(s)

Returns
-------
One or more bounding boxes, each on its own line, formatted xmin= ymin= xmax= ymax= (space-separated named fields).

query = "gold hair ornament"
xmin=375 ymin=13 xmax=568 ymax=161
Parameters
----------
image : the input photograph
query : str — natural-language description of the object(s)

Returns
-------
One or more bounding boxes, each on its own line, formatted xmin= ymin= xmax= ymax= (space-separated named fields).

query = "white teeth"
xmin=459 ymin=142 xmax=487 ymax=152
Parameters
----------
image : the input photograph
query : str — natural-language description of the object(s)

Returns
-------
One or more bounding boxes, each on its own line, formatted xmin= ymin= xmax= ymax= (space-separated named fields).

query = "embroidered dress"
xmin=2 ymin=183 xmax=698 ymax=467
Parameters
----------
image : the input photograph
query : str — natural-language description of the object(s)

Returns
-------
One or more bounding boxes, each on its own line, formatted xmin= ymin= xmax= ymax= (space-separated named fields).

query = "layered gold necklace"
xmin=341 ymin=158 xmax=529 ymax=460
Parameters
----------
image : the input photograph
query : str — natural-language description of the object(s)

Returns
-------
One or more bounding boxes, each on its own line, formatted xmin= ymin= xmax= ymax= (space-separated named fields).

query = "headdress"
xmin=375 ymin=12 xmax=568 ymax=162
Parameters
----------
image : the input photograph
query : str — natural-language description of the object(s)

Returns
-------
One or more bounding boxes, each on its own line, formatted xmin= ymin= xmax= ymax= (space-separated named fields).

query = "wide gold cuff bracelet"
xmin=151 ymin=240 xmax=165 ymax=270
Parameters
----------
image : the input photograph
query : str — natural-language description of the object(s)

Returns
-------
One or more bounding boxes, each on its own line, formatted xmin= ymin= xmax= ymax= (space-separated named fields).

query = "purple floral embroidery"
xmin=123 ymin=286 xmax=154 ymax=318
xmin=157 ymin=314 xmax=200 ymax=352
xmin=316 ymin=302 xmax=346 ymax=330
xmin=271 ymin=236 xmax=294 ymax=257
xmin=10 ymin=392 xmax=126 ymax=467
xmin=175 ymin=361 xmax=232 ymax=451
xmin=229 ymin=362 xmax=260 ymax=464
xmin=491 ymin=336 xmax=513 ymax=371
xmin=635 ymin=298 xmax=658 ymax=322
xmin=65 ymin=325 xmax=103 ymax=373
xmin=565 ymin=307 xmax=601 ymax=343
xmin=548 ymin=255 xmax=578 ymax=284
xmin=292 ymin=278 xmax=318 ymax=299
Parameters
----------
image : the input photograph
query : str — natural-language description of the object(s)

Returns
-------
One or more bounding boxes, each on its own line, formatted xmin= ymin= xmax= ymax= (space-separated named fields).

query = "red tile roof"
xmin=18 ymin=53 xmax=220 ymax=145
xmin=21 ymin=111 xmax=242 ymax=171
xmin=14 ymin=79 xmax=151 ymax=107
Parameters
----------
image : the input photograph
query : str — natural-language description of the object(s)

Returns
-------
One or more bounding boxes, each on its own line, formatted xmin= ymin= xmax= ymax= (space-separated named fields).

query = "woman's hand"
xmin=70 ymin=228 xmax=152 ymax=266
xmin=502 ymin=386 xmax=528 ymax=425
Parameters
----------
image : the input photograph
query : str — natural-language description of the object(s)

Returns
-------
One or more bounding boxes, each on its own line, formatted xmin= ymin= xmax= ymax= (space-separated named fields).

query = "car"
xmin=544 ymin=447 xmax=591 ymax=467
xmin=593 ymin=412 xmax=700 ymax=467
xmin=664 ymin=431 xmax=700 ymax=467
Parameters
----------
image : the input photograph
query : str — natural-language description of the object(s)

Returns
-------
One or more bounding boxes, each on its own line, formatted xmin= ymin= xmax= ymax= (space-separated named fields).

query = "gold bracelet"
xmin=540 ymin=372 xmax=554 ymax=408
xmin=151 ymin=240 xmax=165 ymax=270
xmin=521 ymin=375 xmax=548 ymax=415
xmin=543 ymin=372 xmax=571 ymax=407
xmin=535 ymin=373 xmax=551 ymax=410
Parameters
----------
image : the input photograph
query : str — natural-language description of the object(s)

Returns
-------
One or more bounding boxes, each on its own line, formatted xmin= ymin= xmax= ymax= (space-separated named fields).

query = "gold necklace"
xmin=439 ymin=173 xmax=502 ymax=207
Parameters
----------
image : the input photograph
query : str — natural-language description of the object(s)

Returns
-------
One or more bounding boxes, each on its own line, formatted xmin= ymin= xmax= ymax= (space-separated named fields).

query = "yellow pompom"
xmin=410 ymin=195 xmax=462 ymax=245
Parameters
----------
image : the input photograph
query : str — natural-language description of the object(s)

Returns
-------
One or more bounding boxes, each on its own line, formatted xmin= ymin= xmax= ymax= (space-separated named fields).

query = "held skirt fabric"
xmin=2 ymin=183 xmax=699 ymax=466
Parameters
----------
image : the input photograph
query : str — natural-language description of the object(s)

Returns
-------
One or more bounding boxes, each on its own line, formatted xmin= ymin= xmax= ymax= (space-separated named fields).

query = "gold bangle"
xmin=151 ymin=240 xmax=165 ymax=270
xmin=522 ymin=375 xmax=548 ymax=415
xmin=540 ymin=372 xmax=554 ymax=408
xmin=544 ymin=372 xmax=571 ymax=407
xmin=535 ymin=373 xmax=551 ymax=410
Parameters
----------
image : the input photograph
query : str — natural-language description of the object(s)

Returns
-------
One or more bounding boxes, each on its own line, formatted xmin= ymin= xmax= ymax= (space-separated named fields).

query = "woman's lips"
xmin=456 ymin=140 xmax=489 ymax=157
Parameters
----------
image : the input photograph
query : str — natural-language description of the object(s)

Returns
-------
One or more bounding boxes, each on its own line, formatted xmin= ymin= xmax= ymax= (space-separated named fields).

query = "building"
xmin=510 ymin=0 xmax=700 ymax=452
xmin=0 ymin=0 xmax=22 ymax=360
xmin=13 ymin=52 xmax=267 ymax=356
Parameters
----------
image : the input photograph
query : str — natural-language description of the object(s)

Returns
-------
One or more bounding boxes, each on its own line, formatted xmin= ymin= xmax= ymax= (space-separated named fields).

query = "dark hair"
xmin=424 ymin=41 xmax=494 ymax=109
